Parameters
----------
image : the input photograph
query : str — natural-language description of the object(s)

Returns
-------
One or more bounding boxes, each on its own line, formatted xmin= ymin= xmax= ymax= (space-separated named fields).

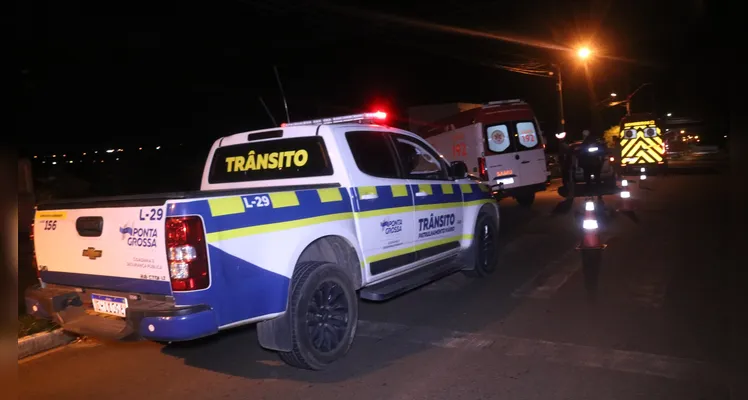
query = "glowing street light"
xmin=610 ymin=93 xmax=617 ymax=97
xmin=667 ymin=113 xmax=672 ymax=117
xmin=577 ymin=47 xmax=591 ymax=59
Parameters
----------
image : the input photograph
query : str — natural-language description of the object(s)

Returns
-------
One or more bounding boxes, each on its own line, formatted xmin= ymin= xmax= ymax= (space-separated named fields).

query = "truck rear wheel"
xmin=278 ymin=261 xmax=358 ymax=370
xmin=463 ymin=213 xmax=500 ymax=278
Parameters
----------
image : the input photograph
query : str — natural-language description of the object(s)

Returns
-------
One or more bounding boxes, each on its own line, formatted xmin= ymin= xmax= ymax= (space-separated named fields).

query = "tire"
xmin=463 ymin=213 xmax=500 ymax=278
xmin=277 ymin=261 xmax=358 ymax=370
xmin=515 ymin=192 xmax=535 ymax=206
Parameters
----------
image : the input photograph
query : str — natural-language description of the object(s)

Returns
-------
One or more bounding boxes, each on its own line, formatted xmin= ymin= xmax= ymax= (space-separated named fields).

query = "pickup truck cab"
xmin=26 ymin=111 xmax=499 ymax=370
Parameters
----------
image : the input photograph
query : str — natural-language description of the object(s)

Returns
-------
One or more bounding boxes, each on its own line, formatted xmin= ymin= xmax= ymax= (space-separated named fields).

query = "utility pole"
xmin=554 ymin=64 xmax=565 ymax=135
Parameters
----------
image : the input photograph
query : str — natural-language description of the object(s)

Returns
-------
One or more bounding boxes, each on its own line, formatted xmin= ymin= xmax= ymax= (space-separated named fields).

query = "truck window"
xmin=515 ymin=121 xmax=541 ymax=150
xmin=208 ymin=136 xmax=333 ymax=183
xmin=393 ymin=135 xmax=448 ymax=180
xmin=346 ymin=131 xmax=400 ymax=178
xmin=485 ymin=124 xmax=512 ymax=153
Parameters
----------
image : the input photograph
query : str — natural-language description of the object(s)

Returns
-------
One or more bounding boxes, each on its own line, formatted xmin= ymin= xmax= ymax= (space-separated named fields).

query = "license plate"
xmin=496 ymin=177 xmax=515 ymax=185
xmin=91 ymin=294 xmax=128 ymax=317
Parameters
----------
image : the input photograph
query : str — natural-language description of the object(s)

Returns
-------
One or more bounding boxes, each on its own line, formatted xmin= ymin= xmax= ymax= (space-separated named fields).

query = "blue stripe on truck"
xmin=167 ymin=187 xmax=352 ymax=234
xmin=39 ymin=271 xmax=172 ymax=295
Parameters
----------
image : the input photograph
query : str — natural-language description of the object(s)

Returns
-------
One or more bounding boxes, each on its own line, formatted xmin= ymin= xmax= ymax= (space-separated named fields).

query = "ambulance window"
xmin=208 ymin=137 xmax=333 ymax=183
xmin=515 ymin=121 xmax=540 ymax=149
xmin=346 ymin=131 xmax=400 ymax=179
xmin=485 ymin=124 xmax=511 ymax=153
xmin=393 ymin=136 xmax=448 ymax=180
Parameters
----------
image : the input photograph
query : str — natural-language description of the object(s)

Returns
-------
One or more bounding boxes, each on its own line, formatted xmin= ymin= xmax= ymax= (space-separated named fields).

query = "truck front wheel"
xmin=278 ymin=261 xmax=358 ymax=370
xmin=463 ymin=213 xmax=500 ymax=278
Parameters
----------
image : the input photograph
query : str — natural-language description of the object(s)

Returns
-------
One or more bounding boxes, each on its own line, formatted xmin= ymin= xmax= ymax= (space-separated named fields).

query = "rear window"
xmin=486 ymin=124 xmax=511 ymax=153
xmin=208 ymin=137 xmax=333 ymax=183
xmin=516 ymin=121 xmax=540 ymax=149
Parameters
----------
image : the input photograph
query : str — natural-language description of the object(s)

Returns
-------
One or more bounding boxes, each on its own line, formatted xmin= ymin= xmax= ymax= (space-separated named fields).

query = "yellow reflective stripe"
xmin=317 ymin=188 xmax=343 ymax=203
xmin=391 ymin=185 xmax=408 ymax=197
xmin=418 ymin=184 xmax=433 ymax=195
xmin=647 ymin=148 xmax=663 ymax=162
xmin=208 ymin=196 xmax=245 ymax=217
xmin=366 ymin=246 xmax=413 ymax=263
xmin=206 ymin=212 xmax=352 ymax=243
xmin=621 ymin=138 xmax=638 ymax=157
xmin=441 ymin=183 xmax=454 ymax=194
xmin=460 ymin=184 xmax=473 ymax=193
xmin=638 ymin=151 xmax=655 ymax=163
xmin=356 ymin=206 xmax=413 ymax=219
xmin=358 ymin=186 xmax=377 ymax=197
xmin=269 ymin=191 xmax=300 ymax=208
xmin=364 ymin=234 xmax=473 ymax=264
xmin=478 ymin=183 xmax=489 ymax=192
xmin=416 ymin=202 xmax=461 ymax=212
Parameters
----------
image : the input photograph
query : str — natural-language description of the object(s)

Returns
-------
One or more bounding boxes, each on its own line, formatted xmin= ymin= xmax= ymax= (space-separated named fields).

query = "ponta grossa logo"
xmin=119 ymin=223 xmax=158 ymax=248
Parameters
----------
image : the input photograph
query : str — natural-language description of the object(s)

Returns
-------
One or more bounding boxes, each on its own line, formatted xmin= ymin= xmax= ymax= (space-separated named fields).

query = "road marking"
xmin=357 ymin=320 xmax=722 ymax=384
xmin=512 ymin=247 xmax=579 ymax=299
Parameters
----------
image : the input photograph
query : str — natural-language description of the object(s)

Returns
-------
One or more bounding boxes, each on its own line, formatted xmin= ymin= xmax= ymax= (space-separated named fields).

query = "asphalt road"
xmin=19 ymin=170 xmax=739 ymax=400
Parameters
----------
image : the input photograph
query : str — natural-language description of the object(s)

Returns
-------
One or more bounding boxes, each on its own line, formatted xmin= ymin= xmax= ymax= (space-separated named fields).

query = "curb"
xmin=18 ymin=329 xmax=77 ymax=360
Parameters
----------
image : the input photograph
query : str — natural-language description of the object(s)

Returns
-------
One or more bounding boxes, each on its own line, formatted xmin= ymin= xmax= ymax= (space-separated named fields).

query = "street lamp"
xmin=610 ymin=92 xmax=617 ymax=97
xmin=667 ymin=113 xmax=672 ymax=117
xmin=555 ymin=46 xmax=593 ymax=137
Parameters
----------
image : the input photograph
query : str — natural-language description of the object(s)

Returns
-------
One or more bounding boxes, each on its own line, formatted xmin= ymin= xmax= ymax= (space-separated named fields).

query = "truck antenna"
xmin=273 ymin=65 xmax=291 ymax=123
xmin=258 ymin=96 xmax=278 ymax=126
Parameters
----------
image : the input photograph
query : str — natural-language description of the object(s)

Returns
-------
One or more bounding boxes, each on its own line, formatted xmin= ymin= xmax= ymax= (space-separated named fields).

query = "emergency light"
xmin=281 ymin=111 xmax=387 ymax=127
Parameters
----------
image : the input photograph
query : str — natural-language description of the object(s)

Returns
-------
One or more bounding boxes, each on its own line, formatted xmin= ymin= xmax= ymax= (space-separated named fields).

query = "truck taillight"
xmin=478 ymin=157 xmax=488 ymax=181
xmin=165 ymin=216 xmax=209 ymax=291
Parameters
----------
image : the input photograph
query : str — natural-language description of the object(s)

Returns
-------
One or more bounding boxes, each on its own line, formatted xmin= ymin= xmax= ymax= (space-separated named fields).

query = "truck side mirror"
xmin=450 ymin=161 xmax=468 ymax=179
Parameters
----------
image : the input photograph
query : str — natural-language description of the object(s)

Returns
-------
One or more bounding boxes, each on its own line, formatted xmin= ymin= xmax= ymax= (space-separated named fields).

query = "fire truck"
xmin=618 ymin=113 xmax=667 ymax=174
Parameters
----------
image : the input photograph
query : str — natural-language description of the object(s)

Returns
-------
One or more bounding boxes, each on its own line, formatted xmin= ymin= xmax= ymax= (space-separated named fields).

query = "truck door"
xmin=512 ymin=120 xmax=547 ymax=186
xmin=344 ymin=131 xmax=417 ymax=282
xmin=391 ymin=134 xmax=464 ymax=263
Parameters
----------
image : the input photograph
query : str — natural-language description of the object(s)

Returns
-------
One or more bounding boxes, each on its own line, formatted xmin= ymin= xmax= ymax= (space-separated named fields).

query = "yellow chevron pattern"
xmin=619 ymin=125 xmax=665 ymax=165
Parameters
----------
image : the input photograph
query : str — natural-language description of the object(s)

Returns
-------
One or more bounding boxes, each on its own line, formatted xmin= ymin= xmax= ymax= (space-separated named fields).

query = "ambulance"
xmin=416 ymin=100 xmax=548 ymax=206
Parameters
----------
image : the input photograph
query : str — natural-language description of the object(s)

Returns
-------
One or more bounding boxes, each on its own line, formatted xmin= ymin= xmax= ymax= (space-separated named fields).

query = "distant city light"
xmin=667 ymin=113 xmax=672 ymax=117
xmin=680 ymin=130 xmax=685 ymax=134
xmin=33 ymin=155 xmax=37 ymax=158
xmin=139 ymin=147 xmax=143 ymax=150
xmin=52 ymin=154 xmax=56 ymax=157
xmin=156 ymin=146 xmax=161 ymax=150
xmin=116 ymin=158 xmax=120 ymax=161
xmin=52 ymin=161 xmax=57 ymax=165
xmin=610 ymin=93 xmax=617 ymax=97
xmin=82 ymin=152 xmax=87 ymax=155
xmin=106 ymin=149 xmax=115 ymax=153
xmin=724 ymin=135 xmax=728 ymax=138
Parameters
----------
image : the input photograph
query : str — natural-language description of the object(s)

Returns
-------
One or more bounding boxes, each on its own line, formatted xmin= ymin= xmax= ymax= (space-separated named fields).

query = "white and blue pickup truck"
xmin=26 ymin=111 xmax=499 ymax=370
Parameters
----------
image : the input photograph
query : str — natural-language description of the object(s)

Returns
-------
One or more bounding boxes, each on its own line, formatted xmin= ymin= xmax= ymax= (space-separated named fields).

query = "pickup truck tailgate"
xmin=34 ymin=206 xmax=172 ymax=295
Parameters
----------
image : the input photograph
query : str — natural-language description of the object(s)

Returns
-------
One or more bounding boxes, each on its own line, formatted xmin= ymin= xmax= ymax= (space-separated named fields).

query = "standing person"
xmin=579 ymin=130 xmax=605 ymax=186
xmin=611 ymin=135 xmax=623 ymax=179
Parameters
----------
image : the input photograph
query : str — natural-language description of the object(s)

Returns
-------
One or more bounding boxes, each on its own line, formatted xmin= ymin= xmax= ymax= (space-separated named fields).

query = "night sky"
xmin=19 ymin=0 xmax=732 ymax=157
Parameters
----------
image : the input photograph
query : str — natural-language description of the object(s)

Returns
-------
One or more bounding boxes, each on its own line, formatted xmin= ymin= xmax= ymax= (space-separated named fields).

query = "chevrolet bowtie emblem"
xmin=82 ymin=247 xmax=103 ymax=260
